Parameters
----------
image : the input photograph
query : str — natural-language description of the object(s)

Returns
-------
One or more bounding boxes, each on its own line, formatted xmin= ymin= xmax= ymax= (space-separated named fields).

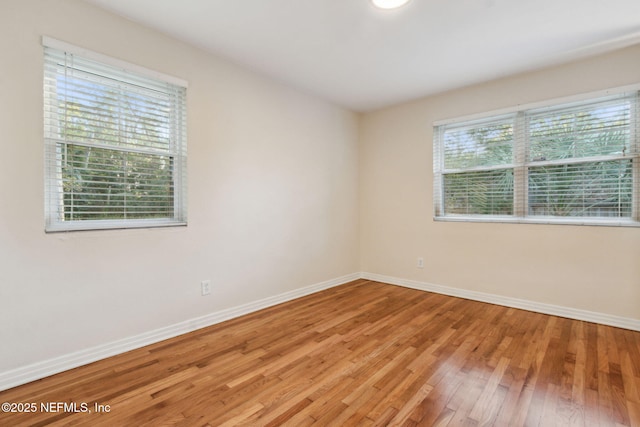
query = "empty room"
xmin=1 ymin=0 xmax=640 ymax=425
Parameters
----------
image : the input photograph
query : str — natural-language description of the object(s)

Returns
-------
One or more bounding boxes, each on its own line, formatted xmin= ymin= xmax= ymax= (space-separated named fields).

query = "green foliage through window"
xmin=44 ymin=42 xmax=187 ymax=231
xmin=61 ymin=145 xmax=174 ymax=221
xmin=444 ymin=169 xmax=514 ymax=215
xmin=434 ymin=92 xmax=639 ymax=225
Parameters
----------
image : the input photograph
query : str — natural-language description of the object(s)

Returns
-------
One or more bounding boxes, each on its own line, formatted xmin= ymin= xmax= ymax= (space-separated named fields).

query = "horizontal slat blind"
xmin=526 ymin=95 xmax=633 ymax=219
xmin=443 ymin=169 xmax=514 ymax=215
xmin=527 ymin=96 xmax=631 ymax=162
xmin=44 ymin=44 xmax=187 ymax=231
xmin=442 ymin=115 xmax=515 ymax=170
xmin=528 ymin=160 xmax=632 ymax=217
xmin=436 ymin=115 xmax=515 ymax=216
xmin=433 ymin=91 xmax=639 ymax=225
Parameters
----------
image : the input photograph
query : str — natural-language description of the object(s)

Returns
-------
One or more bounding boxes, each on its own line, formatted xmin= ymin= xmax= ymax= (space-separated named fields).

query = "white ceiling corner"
xmin=84 ymin=0 xmax=640 ymax=112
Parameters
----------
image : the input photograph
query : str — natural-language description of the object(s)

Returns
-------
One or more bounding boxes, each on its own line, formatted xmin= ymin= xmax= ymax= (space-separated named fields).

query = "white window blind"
xmin=435 ymin=115 xmax=516 ymax=216
xmin=44 ymin=41 xmax=187 ymax=231
xmin=433 ymin=91 xmax=640 ymax=226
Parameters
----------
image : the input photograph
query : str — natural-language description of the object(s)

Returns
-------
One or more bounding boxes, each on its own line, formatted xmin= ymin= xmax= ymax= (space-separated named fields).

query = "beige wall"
xmin=360 ymin=44 xmax=640 ymax=321
xmin=0 ymin=0 xmax=359 ymax=372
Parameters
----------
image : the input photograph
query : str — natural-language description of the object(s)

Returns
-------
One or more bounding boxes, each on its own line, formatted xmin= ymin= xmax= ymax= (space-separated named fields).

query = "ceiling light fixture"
xmin=371 ymin=0 xmax=411 ymax=9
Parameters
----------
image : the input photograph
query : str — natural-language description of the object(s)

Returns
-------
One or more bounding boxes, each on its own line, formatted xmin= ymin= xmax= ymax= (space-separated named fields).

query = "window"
xmin=433 ymin=90 xmax=640 ymax=226
xmin=44 ymin=38 xmax=187 ymax=231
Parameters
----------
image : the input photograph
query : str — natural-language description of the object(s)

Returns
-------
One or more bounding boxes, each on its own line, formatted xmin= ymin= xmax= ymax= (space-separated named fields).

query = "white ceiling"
xmin=86 ymin=0 xmax=640 ymax=112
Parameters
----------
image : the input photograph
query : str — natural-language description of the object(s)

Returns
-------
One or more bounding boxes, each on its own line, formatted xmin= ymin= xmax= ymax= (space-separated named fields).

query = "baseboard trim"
xmin=360 ymin=272 xmax=640 ymax=332
xmin=0 ymin=272 xmax=360 ymax=392
xmin=4 ymin=271 xmax=638 ymax=392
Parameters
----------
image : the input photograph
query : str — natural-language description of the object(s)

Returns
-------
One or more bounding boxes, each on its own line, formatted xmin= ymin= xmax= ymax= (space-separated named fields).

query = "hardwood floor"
xmin=1 ymin=279 xmax=640 ymax=426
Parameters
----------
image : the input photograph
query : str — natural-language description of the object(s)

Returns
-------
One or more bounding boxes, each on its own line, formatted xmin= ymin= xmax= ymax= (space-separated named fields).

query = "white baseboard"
xmin=4 ymin=271 xmax=638 ymax=392
xmin=0 ymin=272 xmax=360 ymax=392
xmin=360 ymin=272 xmax=640 ymax=332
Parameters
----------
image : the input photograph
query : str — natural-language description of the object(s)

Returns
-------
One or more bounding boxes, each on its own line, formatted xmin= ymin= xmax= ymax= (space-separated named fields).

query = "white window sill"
xmin=434 ymin=215 xmax=640 ymax=227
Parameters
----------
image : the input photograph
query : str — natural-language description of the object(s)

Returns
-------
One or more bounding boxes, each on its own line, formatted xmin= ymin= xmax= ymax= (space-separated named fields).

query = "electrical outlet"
xmin=417 ymin=257 xmax=424 ymax=269
xmin=201 ymin=280 xmax=211 ymax=296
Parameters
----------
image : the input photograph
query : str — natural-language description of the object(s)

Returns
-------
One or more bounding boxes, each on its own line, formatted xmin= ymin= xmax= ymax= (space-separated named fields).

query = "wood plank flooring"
xmin=1 ymin=279 xmax=640 ymax=426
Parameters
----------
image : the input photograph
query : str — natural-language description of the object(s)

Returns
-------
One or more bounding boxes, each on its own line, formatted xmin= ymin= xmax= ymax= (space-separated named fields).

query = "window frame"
xmin=433 ymin=85 xmax=640 ymax=227
xmin=43 ymin=37 xmax=188 ymax=232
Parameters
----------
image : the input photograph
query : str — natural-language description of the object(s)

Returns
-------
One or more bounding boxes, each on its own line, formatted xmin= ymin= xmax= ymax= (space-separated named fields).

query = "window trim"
xmin=42 ymin=37 xmax=188 ymax=88
xmin=43 ymin=37 xmax=188 ymax=232
xmin=433 ymin=84 xmax=640 ymax=227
